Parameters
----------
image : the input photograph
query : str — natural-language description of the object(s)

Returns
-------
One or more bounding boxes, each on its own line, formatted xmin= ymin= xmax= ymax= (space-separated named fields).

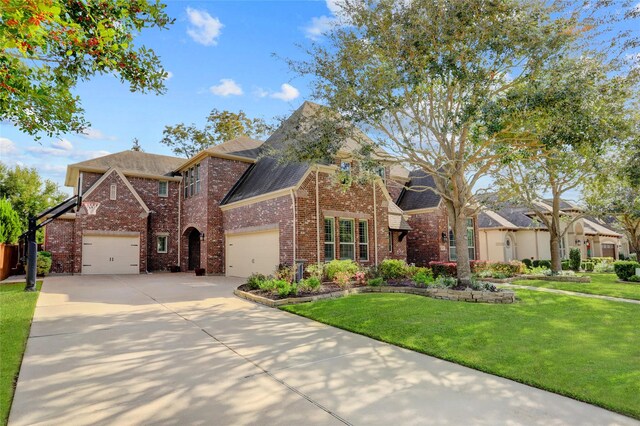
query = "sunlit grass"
xmin=0 ymin=282 xmax=41 ymax=426
xmin=283 ymin=290 xmax=640 ymax=419
xmin=514 ymin=273 xmax=640 ymax=300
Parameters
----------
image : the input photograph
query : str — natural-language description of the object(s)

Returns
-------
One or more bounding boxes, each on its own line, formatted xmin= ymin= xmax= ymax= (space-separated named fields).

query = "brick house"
xmin=45 ymin=101 xmax=459 ymax=277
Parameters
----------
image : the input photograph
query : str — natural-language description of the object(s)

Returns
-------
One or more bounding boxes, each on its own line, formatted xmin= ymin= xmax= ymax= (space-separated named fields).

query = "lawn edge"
xmin=281 ymin=292 xmax=639 ymax=421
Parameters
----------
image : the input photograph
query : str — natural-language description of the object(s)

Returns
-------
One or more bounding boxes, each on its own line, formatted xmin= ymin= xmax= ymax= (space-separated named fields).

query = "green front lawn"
xmin=283 ymin=290 xmax=640 ymax=419
xmin=0 ymin=282 xmax=41 ymax=426
xmin=514 ymin=273 xmax=640 ymax=300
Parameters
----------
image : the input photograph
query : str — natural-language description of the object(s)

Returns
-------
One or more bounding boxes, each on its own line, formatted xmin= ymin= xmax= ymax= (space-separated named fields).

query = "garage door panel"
xmin=82 ymin=235 xmax=140 ymax=275
xmin=226 ymin=231 xmax=279 ymax=278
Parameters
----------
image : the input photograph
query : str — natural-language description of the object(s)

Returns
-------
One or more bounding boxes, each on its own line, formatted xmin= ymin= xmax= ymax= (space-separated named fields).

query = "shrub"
xmin=594 ymin=261 xmax=615 ymax=273
xmin=367 ymin=277 xmax=385 ymax=287
xmin=537 ymin=260 xmax=552 ymax=269
xmin=628 ymin=253 xmax=637 ymax=262
xmin=489 ymin=261 xmax=524 ymax=277
xmin=36 ymin=252 xmax=52 ymax=275
xmin=378 ymin=259 xmax=409 ymax=279
xmin=470 ymin=260 xmax=489 ymax=273
xmin=569 ymin=248 xmax=581 ymax=271
xmin=432 ymin=276 xmax=457 ymax=288
xmin=333 ymin=271 xmax=353 ymax=288
xmin=613 ymin=261 xmax=640 ymax=281
xmin=581 ymin=261 xmax=594 ymax=272
xmin=305 ymin=263 xmax=324 ymax=280
xmin=413 ymin=269 xmax=433 ymax=287
xmin=298 ymin=276 xmax=321 ymax=292
xmin=277 ymin=281 xmax=297 ymax=297
xmin=354 ymin=271 xmax=366 ymax=285
xmin=522 ymin=258 xmax=532 ymax=268
xmin=628 ymin=275 xmax=640 ymax=282
xmin=429 ymin=261 xmax=457 ymax=277
xmin=324 ymin=259 xmax=359 ymax=281
xmin=0 ymin=198 xmax=22 ymax=244
xmin=275 ymin=263 xmax=294 ymax=283
xmin=364 ymin=264 xmax=381 ymax=279
xmin=257 ymin=279 xmax=277 ymax=292
xmin=590 ymin=257 xmax=614 ymax=265
xmin=246 ymin=273 xmax=268 ymax=290
xmin=561 ymin=260 xmax=571 ymax=271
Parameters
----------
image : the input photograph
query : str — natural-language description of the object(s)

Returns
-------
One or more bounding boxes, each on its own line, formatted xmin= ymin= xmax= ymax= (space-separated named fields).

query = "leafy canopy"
xmin=0 ymin=0 xmax=173 ymax=138
xmin=160 ymin=109 xmax=272 ymax=158
xmin=0 ymin=198 xmax=22 ymax=244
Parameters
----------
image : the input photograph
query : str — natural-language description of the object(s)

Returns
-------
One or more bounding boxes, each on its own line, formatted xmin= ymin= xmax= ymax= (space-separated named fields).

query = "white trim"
xmin=225 ymin=223 xmax=279 ymax=235
xmin=338 ymin=218 xmax=356 ymax=261
xmin=81 ymin=168 xmax=150 ymax=214
xmin=66 ymin=165 xmax=181 ymax=187
xmin=158 ymin=180 xmax=169 ymax=197
xmin=358 ymin=219 xmax=369 ymax=261
xmin=324 ymin=217 xmax=335 ymax=261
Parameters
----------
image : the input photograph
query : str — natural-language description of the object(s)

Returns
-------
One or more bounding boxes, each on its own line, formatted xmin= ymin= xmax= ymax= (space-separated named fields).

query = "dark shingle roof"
xmin=395 ymin=170 xmax=441 ymax=211
xmin=205 ymin=136 xmax=263 ymax=159
xmin=477 ymin=212 xmax=503 ymax=228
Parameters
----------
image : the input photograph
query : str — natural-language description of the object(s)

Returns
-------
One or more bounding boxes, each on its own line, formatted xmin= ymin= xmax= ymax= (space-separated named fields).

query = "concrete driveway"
xmin=9 ymin=274 xmax=637 ymax=426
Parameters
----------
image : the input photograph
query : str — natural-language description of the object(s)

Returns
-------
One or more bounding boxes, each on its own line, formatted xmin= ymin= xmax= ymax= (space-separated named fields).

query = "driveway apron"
xmin=9 ymin=274 xmax=638 ymax=426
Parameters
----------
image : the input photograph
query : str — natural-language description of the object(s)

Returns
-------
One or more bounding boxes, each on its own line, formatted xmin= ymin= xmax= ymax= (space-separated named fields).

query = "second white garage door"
xmin=82 ymin=235 xmax=140 ymax=275
xmin=225 ymin=230 xmax=280 ymax=278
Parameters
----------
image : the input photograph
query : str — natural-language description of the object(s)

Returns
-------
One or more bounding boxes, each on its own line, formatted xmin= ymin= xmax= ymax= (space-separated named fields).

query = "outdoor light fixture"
xmin=200 ymin=232 xmax=205 ymax=241
xmin=441 ymin=232 xmax=447 ymax=243
xmin=575 ymin=239 xmax=581 ymax=246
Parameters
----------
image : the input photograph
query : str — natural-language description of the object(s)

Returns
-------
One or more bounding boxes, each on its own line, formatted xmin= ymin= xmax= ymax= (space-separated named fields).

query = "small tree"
xmin=160 ymin=109 xmax=272 ymax=158
xmin=131 ymin=138 xmax=143 ymax=152
xmin=0 ymin=198 xmax=22 ymax=244
xmin=569 ymin=248 xmax=581 ymax=272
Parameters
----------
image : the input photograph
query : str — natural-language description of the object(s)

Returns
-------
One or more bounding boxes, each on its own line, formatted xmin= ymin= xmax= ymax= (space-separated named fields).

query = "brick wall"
xmin=74 ymin=171 xmax=149 ymax=273
xmin=44 ymin=218 xmax=75 ymax=273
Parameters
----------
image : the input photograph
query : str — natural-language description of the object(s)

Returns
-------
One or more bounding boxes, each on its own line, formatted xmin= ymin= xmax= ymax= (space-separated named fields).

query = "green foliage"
xmin=274 ymin=263 xmax=294 ymax=283
xmin=515 ymin=273 xmax=640 ymax=300
xmin=0 ymin=198 xmax=21 ymax=244
xmin=36 ymin=252 xmax=52 ymax=275
xmin=0 ymin=164 xmax=67 ymax=230
xmin=590 ymin=257 xmax=615 ymax=265
xmin=433 ymin=276 xmax=457 ymax=288
xmin=581 ymin=262 xmax=594 ymax=272
xmin=613 ymin=261 xmax=640 ymax=281
xmin=569 ymin=248 xmax=581 ymax=271
xmin=246 ymin=273 xmax=268 ymax=290
xmin=628 ymin=275 xmax=640 ymax=283
xmin=561 ymin=260 xmax=571 ymax=271
xmin=305 ymin=263 xmax=324 ymax=280
xmin=522 ymin=258 xmax=532 ymax=268
xmin=257 ymin=278 xmax=297 ymax=297
xmin=161 ymin=109 xmax=272 ymax=158
xmin=1 ymin=0 xmax=173 ymax=137
xmin=324 ymin=259 xmax=358 ymax=281
xmin=333 ymin=271 xmax=353 ymax=289
xmin=594 ymin=261 xmax=615 ymax=273
xmin=413 ymin=270 xmax=433 ymax=287
xmin=378 ymin=259 xmax=409 ymax=280
xmin=299 ymin=276 xmax=321 ymax=292
xmin=367 ymin=277 xmax=385 ymax=287
xmin=533 ymin=260 xmax=552 ymax=269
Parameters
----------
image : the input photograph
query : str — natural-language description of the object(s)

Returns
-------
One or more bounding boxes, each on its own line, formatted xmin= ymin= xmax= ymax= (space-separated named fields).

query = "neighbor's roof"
xmin=395 ymin=170 xmax=441 ymax=211
xmin=205 ymin=136 xmax=263 ymax=159
xmin=583 ymin=217 xmax=623 ymax=237
xmin=65 ymin=151 xmax=184 ymax=186
xmin=477 ymin=209 xmax=518 ymax=230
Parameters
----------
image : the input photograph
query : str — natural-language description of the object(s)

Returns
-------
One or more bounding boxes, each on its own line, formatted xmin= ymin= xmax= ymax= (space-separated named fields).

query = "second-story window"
xmin=158 ymin=181 xmax=168 ymax=197
xmin=184 ymin=164 xmax=201 ymax=198
xmin=195 ymin=164 xmax=200 ymax=194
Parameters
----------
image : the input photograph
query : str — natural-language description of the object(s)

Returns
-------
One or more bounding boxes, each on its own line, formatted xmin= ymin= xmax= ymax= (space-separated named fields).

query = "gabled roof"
xmin=583 ymin=217 xmax=623 ymax=237
xmin=477 ymin=210 xmax=518 ymax=230
xmin=65 ymin=151 xmax=183 ymax=186
xmin=82 ymin=168 xmax=150 ymax=214
xmin=205 ymin=136 xmax=263 ymax=159
xmin=396 ymin=170 xmax=441 ymax=211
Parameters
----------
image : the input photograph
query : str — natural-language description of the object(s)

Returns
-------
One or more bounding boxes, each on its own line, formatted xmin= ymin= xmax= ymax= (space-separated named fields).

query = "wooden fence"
xmin=0 ymin=244 xmax=19 ymax=281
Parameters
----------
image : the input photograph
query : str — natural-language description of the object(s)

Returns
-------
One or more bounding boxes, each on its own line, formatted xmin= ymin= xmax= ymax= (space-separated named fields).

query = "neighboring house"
xmin=45 ymin=101 xmax=449 ymax=278
xmin=477 ymin=199 xmax=629 ymax=262
xmin=396 ymin=170 xmax=479 ymax=266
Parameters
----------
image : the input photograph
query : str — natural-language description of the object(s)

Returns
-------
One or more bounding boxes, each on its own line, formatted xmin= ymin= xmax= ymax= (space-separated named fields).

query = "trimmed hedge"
xmin=613 ymin=261 xmax=640 ymax=281
xmin=429 ymin=261 xmax=458 ymax=278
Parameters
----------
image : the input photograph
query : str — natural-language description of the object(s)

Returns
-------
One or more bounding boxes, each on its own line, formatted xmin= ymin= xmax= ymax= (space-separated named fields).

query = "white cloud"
xmin=254 ymin=87 xmax=269 ymax=98
xmin=270 ymin=83 xmax=300 ymax=101
xmin=51 ymin=139 xmax=73 ymax=151
xmin=80 ymin=128 xmax=116 ymax=141
xmin=0 ymin=137 xmax=18 ymax=155
xmin=186 ymin=7 xmax=223 ymax=46
xmin=209 ymin=78 xmax=243 ymax=96
xmin=164 ymin=71 xmax=174 ymax=80
xmin=326 ymin=0 xmax=343 ymax=16
xmin=303 ymin=15 xmax=337 ymax=41
xmin=39 ymin=164 xmax=67 ymax=174
xmin=27 ymin=145 xmax=110 ymax=161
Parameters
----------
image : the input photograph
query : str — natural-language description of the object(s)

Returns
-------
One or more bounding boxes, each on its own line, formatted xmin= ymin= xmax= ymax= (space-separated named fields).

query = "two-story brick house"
xmin=45 ymin=101 xmax=465 ymax=277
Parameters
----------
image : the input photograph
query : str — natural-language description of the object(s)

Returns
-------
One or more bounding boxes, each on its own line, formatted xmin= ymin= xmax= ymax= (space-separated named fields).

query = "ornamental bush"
xmin=628 ymin=275 xmax=640 ymax=282
xmin=581 ymin=261 xmax=594 ymax=272
xmin=413 ymin=269 xmax=433 ymax=287
xmin=522 ymin=258 xmax=533 ymax=268
xmin=378 ymin=259 xmax=409 ymax=279
xmin=246 ymin=273 xmax=268 ymax=290
xmin=324 ymin=259 xmax=359 ymax=281
xmin=561 ymin=260 xmax=571 ymax=271
xmin=36 ymin=251 xmax=52 ymax=275
xmin=613 ymin=261 xmax=640 ymax=281
xmin=569 ymin=248 xmax=581 ymax=271
xmin=428 ymin=261 xmax=457 ymax=277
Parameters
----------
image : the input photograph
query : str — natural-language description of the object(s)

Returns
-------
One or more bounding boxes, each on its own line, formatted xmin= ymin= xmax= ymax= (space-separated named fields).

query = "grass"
xmin=0 ymin=282 xmax=41 ymax=426
xmin=513 ymin=273 xmax=640 ymax=300
xmin=283 ymin=290 xmax=640 ymax=419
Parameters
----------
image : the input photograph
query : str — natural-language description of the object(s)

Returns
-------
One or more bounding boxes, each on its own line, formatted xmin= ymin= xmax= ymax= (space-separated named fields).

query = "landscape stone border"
xmin=234 ymin=285 xmax=516 ymax=308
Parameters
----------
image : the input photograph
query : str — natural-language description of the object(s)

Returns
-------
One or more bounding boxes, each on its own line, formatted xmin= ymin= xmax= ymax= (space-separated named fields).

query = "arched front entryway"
xmin=184 ymin=227 xmax=201 ymax=271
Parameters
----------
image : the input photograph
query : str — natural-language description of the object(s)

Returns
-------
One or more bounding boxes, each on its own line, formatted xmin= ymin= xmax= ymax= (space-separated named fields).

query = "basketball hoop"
xmin=83 ymin=201 xmax=100 ymax=215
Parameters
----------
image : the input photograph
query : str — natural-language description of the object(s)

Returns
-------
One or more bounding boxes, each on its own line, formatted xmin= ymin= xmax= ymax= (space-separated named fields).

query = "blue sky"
xmin=1 ymin=1 xmax=340 ymax=193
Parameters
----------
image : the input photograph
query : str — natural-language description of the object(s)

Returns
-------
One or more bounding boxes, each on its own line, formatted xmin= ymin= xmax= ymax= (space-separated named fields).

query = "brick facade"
xmin=44 ymin=218 xmax=75 ymax=273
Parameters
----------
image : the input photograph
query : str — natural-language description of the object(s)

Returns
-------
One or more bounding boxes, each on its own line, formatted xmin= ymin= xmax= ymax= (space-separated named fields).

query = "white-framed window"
xmin=340 ymin=161 xmax=351 ymax=174
xmin=189 ymin=166 xmax=194 ymax=196
xmin=158 ymin=181 xmax=168 ymax=197
xmin=157 ymin=235 xmax=168 ymax=253
xmin=195 ymin=163 xmax=200 ymax=194
xmin=448 ymin=218 xmax=475 ymax=261
xmin=359 ymin=220 xmax=368 ymax=261
xmin=559 ymin=237 xmax=566 ymax=259
xmin=109 ymin=184 xmax=117 ymax=200
xmin=324 ymin=218 xmax=335 ymax=261
xmin=183 ymin=169 xmax=189 ymax=198
xmin=339 ymin=218 xmax=355 ymax=260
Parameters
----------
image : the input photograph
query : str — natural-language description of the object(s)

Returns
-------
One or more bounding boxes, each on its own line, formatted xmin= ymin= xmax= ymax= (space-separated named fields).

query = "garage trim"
xmin=225 ymin=223 xmax=279 ymax=235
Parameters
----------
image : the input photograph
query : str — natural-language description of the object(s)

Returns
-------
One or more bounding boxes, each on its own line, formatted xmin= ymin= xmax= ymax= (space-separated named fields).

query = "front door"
xmin=188 ymin=229 xmax=201 ymax=270
xmin=602 ymin=243 xmax=615 ymax=259
xmin=504 ymin=236 xmax=514 ymax=262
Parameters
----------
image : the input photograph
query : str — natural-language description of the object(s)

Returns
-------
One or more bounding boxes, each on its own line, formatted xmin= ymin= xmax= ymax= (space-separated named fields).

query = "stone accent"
xmin=234 ymin=285 xmax=515 ymax=307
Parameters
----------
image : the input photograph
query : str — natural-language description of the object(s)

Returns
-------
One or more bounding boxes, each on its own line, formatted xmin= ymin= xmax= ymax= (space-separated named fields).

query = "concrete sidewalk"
xmin=9 ymin=274 xmax=638 ymax=425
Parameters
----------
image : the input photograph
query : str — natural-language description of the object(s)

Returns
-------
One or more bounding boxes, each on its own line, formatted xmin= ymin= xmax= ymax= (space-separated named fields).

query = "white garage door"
xmin=82 ymin=235 xmax=140 ymax=274
xmin=226 ymin=230 xmax=279 ymax=278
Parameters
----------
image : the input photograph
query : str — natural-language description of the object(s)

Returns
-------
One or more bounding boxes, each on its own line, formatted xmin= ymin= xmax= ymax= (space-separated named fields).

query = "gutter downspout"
xmin=373 ymin=181 xmax=379 ymax=265
xmin=178 ymin=178 xmax=182 ymax=268
xmin=290 ymin=189 xmax=296 ymax=265
xmin=316 ymin=167 xmax=320 ymax=264
xmin=535 ymin=230 xmax=539 ymax=259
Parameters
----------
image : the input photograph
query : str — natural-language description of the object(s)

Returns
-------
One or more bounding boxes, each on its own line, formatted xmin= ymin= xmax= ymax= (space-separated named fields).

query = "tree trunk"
xmin=454 ymin=214 xmax=472 ymax=286
xmin=549 ymin=191 xmax=562 ymax=274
